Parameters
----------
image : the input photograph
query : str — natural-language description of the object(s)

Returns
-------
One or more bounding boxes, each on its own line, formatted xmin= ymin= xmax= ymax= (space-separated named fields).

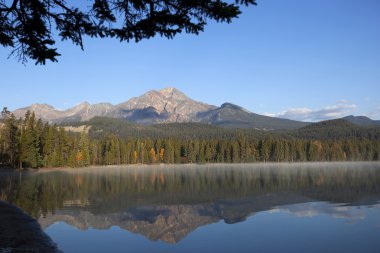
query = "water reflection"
xmin=0 ymin=162 xmax=380 ymax=244
xmin=275 ymin=202 xmax=368 ymax=220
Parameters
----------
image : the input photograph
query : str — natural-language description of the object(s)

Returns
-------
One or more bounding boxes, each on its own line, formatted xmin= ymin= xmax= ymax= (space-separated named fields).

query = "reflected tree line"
xmin=1 ymin=164 xmax=379 ymax=218
xmin=1 ymin=109 xmax=379 ymax=169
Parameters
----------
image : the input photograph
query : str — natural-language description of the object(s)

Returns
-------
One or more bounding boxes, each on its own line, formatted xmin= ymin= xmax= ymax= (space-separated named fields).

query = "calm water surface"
xmin=1 ymin=162 xmax=380 ymax=253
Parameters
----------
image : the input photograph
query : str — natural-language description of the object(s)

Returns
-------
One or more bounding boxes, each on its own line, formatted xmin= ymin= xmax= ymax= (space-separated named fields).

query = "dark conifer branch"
xmin=0 ymin=0 xmax=257 ymax=64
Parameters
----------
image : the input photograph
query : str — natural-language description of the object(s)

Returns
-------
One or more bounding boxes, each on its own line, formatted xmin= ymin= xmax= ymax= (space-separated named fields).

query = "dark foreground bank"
xmin=0 ymin=201 xmax=61 ymax=253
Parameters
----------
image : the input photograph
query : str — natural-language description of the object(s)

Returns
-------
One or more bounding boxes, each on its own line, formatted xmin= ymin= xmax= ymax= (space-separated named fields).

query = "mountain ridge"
xmin=343 ymin=115 xmax=380 ymax=126
xmin=11 ymin=87 xmax=379 ymax=130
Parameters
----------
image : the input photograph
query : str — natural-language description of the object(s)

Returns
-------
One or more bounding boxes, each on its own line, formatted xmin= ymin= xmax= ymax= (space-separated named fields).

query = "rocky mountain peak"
xmin=220 ymin=103 xmax=241 ymax=110
xmin=74 ymin=101 xmax=90 ymax=108
xmin=115 ymin=87 xmax=215 ymax=123
xmin=159 ymin=86 xmax=176 ymax=93
xmin=13 ymin=104 xmax=58 ymax=122
xmin=65 ymin=102 xmax=91 ymax=115
xmin=29 ymin=103 xmax=55 ymax=110
xmin=159 ymin=87 xmax=188 ymax=100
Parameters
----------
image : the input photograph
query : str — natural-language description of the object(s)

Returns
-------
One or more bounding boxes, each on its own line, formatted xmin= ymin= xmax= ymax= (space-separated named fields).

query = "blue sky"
xmin=1 ymin=0 xmax=379 ymax=121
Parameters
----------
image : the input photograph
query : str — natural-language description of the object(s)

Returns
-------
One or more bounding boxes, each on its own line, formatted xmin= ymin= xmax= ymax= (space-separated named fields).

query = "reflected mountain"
xmin=37 ymin=193 xmax=313 ymax=244
xmin=1 ymin=163 xmax=380 ymax=244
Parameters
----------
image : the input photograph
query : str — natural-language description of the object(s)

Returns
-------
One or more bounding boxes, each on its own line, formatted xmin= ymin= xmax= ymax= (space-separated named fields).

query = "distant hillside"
xmin=66 ymin=117 xmax=268 ymax=140
xmin=197 ymin=103 xmax=310 ymax=130
xmin=343 ymin=115 xmax=380 ymax=127
xmin=289 ymin=119 xmax=380 ymax=140
xmin=62 ymin=116 xmax=380 ymax=141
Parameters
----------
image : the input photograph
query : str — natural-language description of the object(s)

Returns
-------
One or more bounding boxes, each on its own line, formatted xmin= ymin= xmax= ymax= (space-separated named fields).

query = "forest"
xmin=1 ymin=108 xmax=379 ymax=169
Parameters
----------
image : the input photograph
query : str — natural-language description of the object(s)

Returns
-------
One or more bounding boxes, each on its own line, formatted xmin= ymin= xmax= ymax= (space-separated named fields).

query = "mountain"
xmin=12 ymin=104 xmax=60 ymax=122
xmin=197 ymin=103 xmax=310 ymax=130
xmin=11 ymin=87 xmax=379 ymax=131
xmin=13 ymin=87 xmax=216 ymax=125
xmin=342 ymin=115 xmax=380 ymax=127
xmin=13 ymin=102 xmax=114 ymax=123
xmin=111 ymin=87 xmax=216 ymax=124
xmin=12 ymin=87 xmax=309 ymax=130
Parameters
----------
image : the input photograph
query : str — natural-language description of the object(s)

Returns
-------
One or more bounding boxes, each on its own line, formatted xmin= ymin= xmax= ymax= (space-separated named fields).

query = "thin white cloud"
xmin=264 ymin=101 xmax=357 ymax=122
xmin=278 ymin=202 xmax=369 ymax=221
xmin=365 ymin=106 xmax=380 ymax=119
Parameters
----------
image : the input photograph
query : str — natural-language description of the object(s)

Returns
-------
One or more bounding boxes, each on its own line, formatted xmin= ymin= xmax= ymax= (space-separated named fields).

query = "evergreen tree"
xmin=79 ymin=131 xmax=90 ymax=166
xmin=0 ymin=108 xmax=19 ymax=168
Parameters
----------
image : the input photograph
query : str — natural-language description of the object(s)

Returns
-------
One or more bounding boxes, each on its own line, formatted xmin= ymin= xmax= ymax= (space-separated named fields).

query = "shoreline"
xmin=1 ymin=161 xmax=378 ymax=173
xmin=0 ymin=201 xmax=62 ymax=253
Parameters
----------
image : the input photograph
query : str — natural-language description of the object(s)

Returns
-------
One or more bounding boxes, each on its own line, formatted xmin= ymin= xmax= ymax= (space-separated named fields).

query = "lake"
xmin=1 ymin=162 xmax=380 ymax=253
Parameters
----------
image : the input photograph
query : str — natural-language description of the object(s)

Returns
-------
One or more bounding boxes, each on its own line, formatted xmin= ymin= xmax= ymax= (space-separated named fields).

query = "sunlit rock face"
xmin=116 ymin=87 xmax=216 ymax=123
xmin=13 ymin=102 xmax=115 ymax=123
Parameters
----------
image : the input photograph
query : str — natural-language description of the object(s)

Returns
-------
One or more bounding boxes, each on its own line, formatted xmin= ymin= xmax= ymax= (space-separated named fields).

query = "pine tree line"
xmin=1 ymin=108 xmax=379 ymax=169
